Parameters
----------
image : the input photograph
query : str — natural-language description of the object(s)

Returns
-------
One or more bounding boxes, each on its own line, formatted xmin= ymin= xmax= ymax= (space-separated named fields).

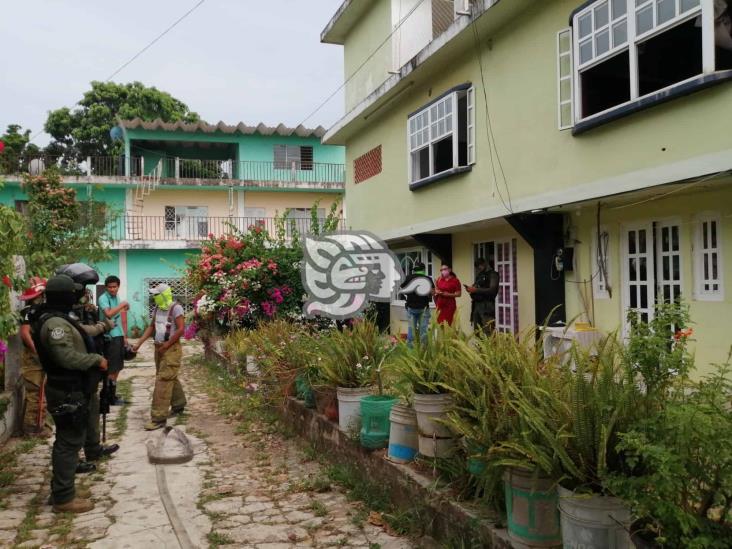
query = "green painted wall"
xmin=343 ymin=0 xmax=393 ymax=112
xmin=124 ymin=249 xmax=200 ymax=328
xmin=342 ymin=0 xmax=732 ymax=237
xmin=565 ymin=184 xmax=732 ymax=377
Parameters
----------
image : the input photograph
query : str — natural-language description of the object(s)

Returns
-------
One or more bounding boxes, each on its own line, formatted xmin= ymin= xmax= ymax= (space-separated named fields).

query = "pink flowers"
xmin=234 ymin=300 xmax=252 ymax=317
xmin=237 ymin=259 xmax=262 ymax=271
xmin=0 ymin=339 xmax=7 ymax=361
xmin=269 ymin=288 xmax=284 ymax=304
xmin=261 ymin=301 xmax=277 ymax=318
xmin=267 ymin=260 xmax=278 ymax=273
xmin=183 ymin=323 xmax=198 ymax=340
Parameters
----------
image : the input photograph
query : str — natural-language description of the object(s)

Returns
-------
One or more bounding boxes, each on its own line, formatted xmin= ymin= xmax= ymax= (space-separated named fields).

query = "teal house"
xmin=0 ymin=119 xmax=345 ymax=331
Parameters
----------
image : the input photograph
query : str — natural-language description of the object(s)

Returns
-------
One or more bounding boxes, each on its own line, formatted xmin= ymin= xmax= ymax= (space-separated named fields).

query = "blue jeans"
xmin=407 ymin=307 xmax=430 ymax=346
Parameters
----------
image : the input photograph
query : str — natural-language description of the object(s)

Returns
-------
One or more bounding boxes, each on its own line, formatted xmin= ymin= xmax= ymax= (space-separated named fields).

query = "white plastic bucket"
xmin=417 ymin=433 xmax=456 ymax=458
xmin=558 ymin=486 xmax=633 ymax=549
xmin=413 ymin=393 xmax=453 ymax=438
xmin=387 ymin=404 xmax=418 ymax=463
xmin=336 ymin=386 xmax=371 ymax=433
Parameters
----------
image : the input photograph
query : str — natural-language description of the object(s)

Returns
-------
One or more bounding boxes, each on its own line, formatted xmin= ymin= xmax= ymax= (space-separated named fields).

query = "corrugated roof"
xmin=119 ymin=118 xmax=326 ymax=138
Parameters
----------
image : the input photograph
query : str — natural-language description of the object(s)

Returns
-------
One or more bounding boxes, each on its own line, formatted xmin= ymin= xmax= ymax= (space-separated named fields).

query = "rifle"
xmin=99 ymin=372 xmax=111 ymax=443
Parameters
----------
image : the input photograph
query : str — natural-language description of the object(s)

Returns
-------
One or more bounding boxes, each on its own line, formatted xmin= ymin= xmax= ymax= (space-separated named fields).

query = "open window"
xmin=408 ymin=84 xmax=474 ymax=186
xmin=564 ymin=0 xmax=731 ymax=125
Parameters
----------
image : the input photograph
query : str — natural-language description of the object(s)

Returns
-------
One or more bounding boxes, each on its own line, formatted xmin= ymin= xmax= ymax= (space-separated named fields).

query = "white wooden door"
xmin=622 ymin=223 xmax=655 ymax=328
xmin=495 ymin=239 xmax=517 ymax=334
xmin=656 ymin=220 xmax=683 ymax=304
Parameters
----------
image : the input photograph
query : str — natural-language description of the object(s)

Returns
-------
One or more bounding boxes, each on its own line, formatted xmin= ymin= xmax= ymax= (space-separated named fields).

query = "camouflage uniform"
xmin=36 ymin=312 xmax=102 ymax=505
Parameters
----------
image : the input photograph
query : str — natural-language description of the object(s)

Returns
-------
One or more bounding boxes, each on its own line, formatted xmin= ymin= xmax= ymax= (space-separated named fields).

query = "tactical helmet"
xmin=55 ymin=263 xmax=100 ymax=287
xmin=45 ymin=274 xmax=78 ymax=313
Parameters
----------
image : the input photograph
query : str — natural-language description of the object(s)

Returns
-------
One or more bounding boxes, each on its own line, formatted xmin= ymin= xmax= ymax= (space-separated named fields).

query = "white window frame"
xmin=694 ymin=212 xmax=724 ymax=301
xmin=407 ymin=86 xmax=475 ymax=184
xmin=592 ymin=226 xmax=611 ymax=299
xmin=557 ymin=28 xmax=575 ymax=130
xmin=571 ymin=0 xmax=709 ymax=124
xmin=392 ymin=247 xmax=438 ymax=306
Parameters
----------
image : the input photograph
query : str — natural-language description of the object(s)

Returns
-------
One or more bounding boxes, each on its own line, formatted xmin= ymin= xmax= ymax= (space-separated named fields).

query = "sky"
xmin=0 ymin=0 xmax=346 ymax=145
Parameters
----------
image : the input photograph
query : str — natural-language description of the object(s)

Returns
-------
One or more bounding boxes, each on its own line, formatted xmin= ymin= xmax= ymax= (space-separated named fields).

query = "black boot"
xmin=76 ymin=461 xmax=97 ymax=474
xmin=109 ymin=381 xmax=127 ymax=406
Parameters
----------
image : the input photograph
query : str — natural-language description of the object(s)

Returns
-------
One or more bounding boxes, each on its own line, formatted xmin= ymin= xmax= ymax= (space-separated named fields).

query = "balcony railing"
xmin=0 ymin=154 xmax=345 ymax=186
xmin=105 ymin=215 xmax=346 ymax=243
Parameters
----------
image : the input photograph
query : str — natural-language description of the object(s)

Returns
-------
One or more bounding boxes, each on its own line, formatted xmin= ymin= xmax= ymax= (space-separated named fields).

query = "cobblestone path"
xmin=0 ymin=343 xmax=415 ymax=549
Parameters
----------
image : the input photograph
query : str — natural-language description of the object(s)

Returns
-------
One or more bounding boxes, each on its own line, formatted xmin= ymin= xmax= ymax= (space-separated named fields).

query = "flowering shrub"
xmin=187 ymin=226 xmax=301 ymax=332
xmin=186 ymin=204 xmax=341 ymax=333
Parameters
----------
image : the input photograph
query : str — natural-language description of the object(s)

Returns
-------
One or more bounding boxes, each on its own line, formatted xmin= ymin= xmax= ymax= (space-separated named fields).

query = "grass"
xmin=112 ymin=378 xmax=133 ymax=436
xmin=309 ymin=499 xmax=328 ymax=517
xmin=0 ymin=438 xmax=40 ymax=503
xmin=207 ymin=530 xmax=234 ymax=548
xmin=14 ymin=491 xmax=42 ymax=545
xmin=324 ymin=462 xmax=429 ymax=537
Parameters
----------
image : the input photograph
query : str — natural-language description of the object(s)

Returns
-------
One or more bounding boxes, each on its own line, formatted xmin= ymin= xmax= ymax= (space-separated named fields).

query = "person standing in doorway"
xmin=133 ymin=284 xmax=187 ymax=431
xmin=467 ymin=257 xmax=500 ymax=334
xmin=434 ymin=263 xmax=461 ymax=325
xmin=97 ymin=276 xmax=129 ymax=406
xmin=399 ymin=261 xmax=434 ymax=346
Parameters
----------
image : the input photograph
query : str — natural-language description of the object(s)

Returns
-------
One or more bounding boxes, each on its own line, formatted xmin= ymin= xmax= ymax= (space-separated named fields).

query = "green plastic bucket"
xmin=360 ymin=395 xmax=399 ymax=449
xmin=503 ymin=469 xmax=560 ymax=547
xmin=295 ymin=373 xmax=315 ymax=409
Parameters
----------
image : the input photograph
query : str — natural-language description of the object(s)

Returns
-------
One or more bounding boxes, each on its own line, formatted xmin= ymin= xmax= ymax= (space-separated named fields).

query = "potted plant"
xmin=484 ymin=329 xmax=569 ymax=547
xmin=441 ymin=331 xmax=534 ymax=502
xmin=554 ymin=336 xmax=640 ymax=549
xmin=390 ymin=320 xmax=468 ymax=458
xmin=315 ymin=320 xmax=389 ymax=433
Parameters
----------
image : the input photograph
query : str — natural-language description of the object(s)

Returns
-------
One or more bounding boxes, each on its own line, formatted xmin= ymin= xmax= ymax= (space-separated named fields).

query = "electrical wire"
xmin=25 ymin=0 xmax=207 ymax=145
xmin=298 ymin=0 xmax=428 ymax=127
xmin=470 ymin=19 xmax=513 ymax=214
xmin=608 ymin=169 xmax=732 ymax=211
xmin=105 ymin=0 xmax=207 ymax=82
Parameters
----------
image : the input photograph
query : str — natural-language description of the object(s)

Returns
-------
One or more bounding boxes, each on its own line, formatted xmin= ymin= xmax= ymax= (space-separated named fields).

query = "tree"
xmin=44 ymin=81 xmax=199 ymax=159
xmin=0 ymin=124 xmax=40 ymax=157
xmin=21 ymin=170 xmax=110 ymax=276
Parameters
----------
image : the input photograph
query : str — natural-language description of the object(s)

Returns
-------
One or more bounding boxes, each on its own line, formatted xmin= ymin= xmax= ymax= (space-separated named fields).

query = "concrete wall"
xmin=565 ymin=184 xmax=732 ymax=376
xmin=343 ymin=0 xmax=393 ymax=112
xmin=341 ymin=0 xmax=732 ymax=238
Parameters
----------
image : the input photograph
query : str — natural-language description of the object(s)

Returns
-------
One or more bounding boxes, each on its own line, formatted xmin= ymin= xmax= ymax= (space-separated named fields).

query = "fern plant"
xmin=389 ymin=319 xmax=471 ymax=395
xmin=314 ymin=320 xmax=392 ymax=388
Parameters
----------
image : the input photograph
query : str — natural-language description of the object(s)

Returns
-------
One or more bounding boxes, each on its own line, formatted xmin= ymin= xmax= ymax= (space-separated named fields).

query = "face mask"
xmin=154 ymin=288 xmax=174 ymax=310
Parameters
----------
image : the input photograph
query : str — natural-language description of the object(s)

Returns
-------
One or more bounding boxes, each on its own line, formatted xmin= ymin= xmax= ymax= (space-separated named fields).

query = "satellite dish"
xmin=109 ymin=126 xmax=124 ymax=141
xmin=29 ymin=158 xmax=45 ymax=175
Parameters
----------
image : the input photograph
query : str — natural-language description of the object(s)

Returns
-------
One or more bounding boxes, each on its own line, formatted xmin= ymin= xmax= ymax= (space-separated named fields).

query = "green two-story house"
xmin=1 ymin=119 xmax=345 ymax=329
xmin=321 ymin=0 xmax=732 ymax=373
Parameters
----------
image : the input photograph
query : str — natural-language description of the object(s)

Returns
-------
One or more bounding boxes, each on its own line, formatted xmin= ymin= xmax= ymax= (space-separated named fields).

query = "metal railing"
xmin=106 ymin=215 xmax=346 ymax=242
xmin=0 ymin=153 xmax=345 ymax=185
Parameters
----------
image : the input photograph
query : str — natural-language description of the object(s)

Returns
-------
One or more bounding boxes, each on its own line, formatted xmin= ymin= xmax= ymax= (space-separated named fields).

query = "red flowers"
xmin=673 ymin=328 xmax=694 ymax=341
xmin=1 ymin=275 xmax=11 ymax=289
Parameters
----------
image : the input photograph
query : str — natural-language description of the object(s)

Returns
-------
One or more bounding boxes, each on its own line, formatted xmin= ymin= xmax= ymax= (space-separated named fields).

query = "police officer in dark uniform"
xmin=56 ymin=263 xmax=120 ymax=469
xmin=32 ymin=274 xmax=108 ymax=514
xmin=466 ymin=257 xmax=500 ymax=334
